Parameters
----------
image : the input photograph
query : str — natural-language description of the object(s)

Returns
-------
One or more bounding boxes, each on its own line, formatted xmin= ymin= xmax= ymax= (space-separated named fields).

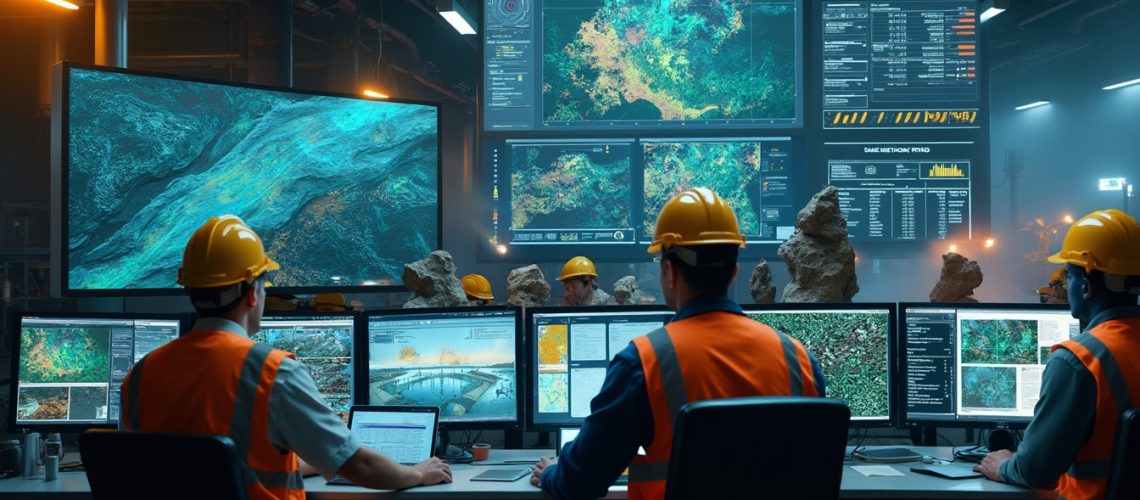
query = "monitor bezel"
xmin=898 ymin=302 xmax=1075 ymax=430
xmin=8 ymin=310 xmax=190 ymax=433
xmin=359 ymin=306 xmax=525 ymax=431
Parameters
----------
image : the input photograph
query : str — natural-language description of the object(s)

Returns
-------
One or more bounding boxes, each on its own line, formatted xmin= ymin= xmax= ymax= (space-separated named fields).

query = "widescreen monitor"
xmin=53 ymin=62 xmax=440 ymax=295
xmin=364 ymin=307 xmax=522 ymax=428
xmin=526 ymin=306 xmax=674 ymax=429
xmin=743 ymin=304 xmax=896 ymax=427
xmin=253 ymin=313 xmax=357 ymax=421
xmin=10 ymin=312 xmax=185 ymax=429
xmin=900 ymin=303 xmax=1080 ymax=428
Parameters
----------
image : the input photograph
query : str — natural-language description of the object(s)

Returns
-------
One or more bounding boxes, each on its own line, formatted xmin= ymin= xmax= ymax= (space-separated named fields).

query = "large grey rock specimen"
xmin=613 ymin=276 xmax=644 ymax=305
xmin=778 ymin=186 xmax=859 ymax=302
xmin=506 ymin=265 xmax=551 ymax=307
xmin=402 ymin=250 xmax=469 ymax=308
xmin=749 ymin=258 xmax=776 ymax=304
xmin=930 ymin=252 xmax=984 ymax=303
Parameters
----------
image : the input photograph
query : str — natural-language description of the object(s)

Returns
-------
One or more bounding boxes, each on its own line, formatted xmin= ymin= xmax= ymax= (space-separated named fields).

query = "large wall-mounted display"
xmin=53 ymin=64 xmax=440 ymax=294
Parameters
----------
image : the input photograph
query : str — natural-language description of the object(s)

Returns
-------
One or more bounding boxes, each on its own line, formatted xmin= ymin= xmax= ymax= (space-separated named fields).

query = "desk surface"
xmin=0 ymin=447 xmax=1053 ymax=499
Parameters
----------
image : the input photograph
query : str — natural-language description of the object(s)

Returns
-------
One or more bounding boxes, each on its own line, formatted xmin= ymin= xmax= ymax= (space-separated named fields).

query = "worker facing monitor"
xmin=975 ymin=209 xmax=1140 ymax=499
xmin=558 ymin=256 xmax=615 ymax=306
xmin=461 ymin=273 xmax=495 ymax=305
xmin=533 ymin=188 xmax=827 ymax=499
xmin=119 ymin=215 xmax=451 ymax=499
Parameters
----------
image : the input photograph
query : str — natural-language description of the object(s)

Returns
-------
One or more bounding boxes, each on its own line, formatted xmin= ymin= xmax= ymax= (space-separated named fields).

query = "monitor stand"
xmin=435 ymin=430 xmax=473 ymax=463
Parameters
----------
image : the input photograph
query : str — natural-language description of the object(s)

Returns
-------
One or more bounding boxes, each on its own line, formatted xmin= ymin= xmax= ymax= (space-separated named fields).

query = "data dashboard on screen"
xmin=253 ymin=314 xmax=355 ymax=421
xmin=483 ymin=0 xmax=804 ymax=131
xmin=821 ymin=0 xmax=980 ymax=129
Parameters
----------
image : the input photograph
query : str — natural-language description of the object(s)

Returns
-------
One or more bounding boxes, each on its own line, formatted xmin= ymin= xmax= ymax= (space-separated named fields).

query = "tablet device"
xmin=470 ymin=467 xmax=534 ymax=482
xmin=910 ymin=465 xmax=984 ymax=480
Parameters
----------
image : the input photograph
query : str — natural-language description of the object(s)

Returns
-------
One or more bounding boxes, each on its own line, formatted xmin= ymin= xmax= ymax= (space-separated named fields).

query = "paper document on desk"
xmin=851 ymin=465 xmax=905 ymax=477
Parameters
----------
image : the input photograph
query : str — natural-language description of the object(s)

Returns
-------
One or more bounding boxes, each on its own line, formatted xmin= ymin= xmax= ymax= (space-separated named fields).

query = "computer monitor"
xmin=10 ymin=312 xmax=185 ymax=430
xmin=363 ymin=307 xmax=522 ymax=429
xmin=252 ymin=313 xmax=357 ymax=421
xmin=900 ymin=303 xmax=1081 ymax=428
xmin=526 ymin=305 xmax=675 ymax=430
xmin=743 ymin=303 xmax=897 ymax=427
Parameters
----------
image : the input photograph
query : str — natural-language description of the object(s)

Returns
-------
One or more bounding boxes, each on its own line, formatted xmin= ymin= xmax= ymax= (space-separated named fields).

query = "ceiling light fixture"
xmin=1103 ymin=76 xmax=1140 ymax=91
xmin=436 ymin=0 xmax=478 ymax=35
xmin=980 ymin=0 xmax=1008 ymax=23
xmin=362 ymin=89 xmax=389 ymax=99
xmin=1014 ymin=100 xmax=1050 ymax=111
xmin=43 ymin=0 xmax=80 ymax=10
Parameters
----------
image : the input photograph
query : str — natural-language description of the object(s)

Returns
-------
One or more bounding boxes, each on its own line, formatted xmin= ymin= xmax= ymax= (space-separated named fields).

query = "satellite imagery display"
xmin=962 ymin=366 xmax=1017 ymax=409
xmin=960 ymin=319 xmax=1039 ymax=365
xmin=66 ymin=67 xmax=438 ymax=290
xmin=542 ymin=0 xmax=797 ymax=124
xmin=536 ymin=324 xmax=570 ymax=413
xmin=253 ymin=322 xmax=354 ymax=420
xmin=511 ymin=143 xmax=633 ymax=231
xmin=20 ymin=326 xmax=111 ymax=384
xmin=17 ymin=387 xmax=70 ymax=421
xmin=643 ymin=141 xmax=765 ymax=238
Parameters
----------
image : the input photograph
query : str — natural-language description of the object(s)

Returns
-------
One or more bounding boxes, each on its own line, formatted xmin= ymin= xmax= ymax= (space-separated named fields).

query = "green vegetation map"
xmin=644 ymin=141 xmax=763 ymax=238
xmin=961 ymin=319 xmax=1038 ymax=365
xmin=20 ymin=327 xmax=110 ymax=384
xmin=511 ymin=145 xmax=632 ymax=230
xmin=543 ymin=0 xmax=797 ymax=123
xmin=962 ymin=367 xmax=1017 ymax=409
xmin=749 ymin=312 xmax=889 ymax=418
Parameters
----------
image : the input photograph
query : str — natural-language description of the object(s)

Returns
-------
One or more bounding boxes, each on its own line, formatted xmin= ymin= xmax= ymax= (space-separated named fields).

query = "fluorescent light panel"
xmin=44 ymin=0 xmax=80 ymax=9
xmin=1015 ymin=100 xmax=1050 ymax=111
xmin=980 ymin=6 xmax=1005 ymax=22
xmin=440 ymin=10 xmax=477 ymax=35
xmin=1103 ymin=77 xmax=1140 ymax=90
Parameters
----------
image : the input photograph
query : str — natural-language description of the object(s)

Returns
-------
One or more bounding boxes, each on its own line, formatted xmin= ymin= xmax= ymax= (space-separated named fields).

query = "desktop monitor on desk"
xmin=9 ymin=312 xmax=186 ymax=430
xmin=525 ymin=305 xmax=675 ymax=430
xmin=742 ymin=303 xmax=897 ymax=427
xmin=900 ymin=303 xmax=1081 ymax=428
xmin=253 ymin=313 xmax=357 ymax=421
xmin=363 ymin=307 xmax=523 ymax=429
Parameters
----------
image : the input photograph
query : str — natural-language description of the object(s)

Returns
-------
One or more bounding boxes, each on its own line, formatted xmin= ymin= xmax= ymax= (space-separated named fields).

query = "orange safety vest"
xmin=1052 ymin=313 xmax=1140 ymax=500
xmin=121 ymin=329 xmax=305 ymax=500
xmin=627 ymin=311 xmax=820 ymax=499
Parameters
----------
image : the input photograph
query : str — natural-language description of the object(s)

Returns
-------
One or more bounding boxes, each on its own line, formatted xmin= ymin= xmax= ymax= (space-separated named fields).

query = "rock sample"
xmin=930 ymin=252 xmax=984 ymax=303
xmin=506 ymin=265 xmax=551 ymax=307
xmin=589 ymin=288 xmax=617 ymax=305
xmin=613 ymin=276 xmax=644 ymax=305
xmin=402 ymin=250 xmax=469 ymax=308
xmin=749 ymin=258 xmax=776 ymax=304
xmin=777 ymin=186 xmax=859 ymax=302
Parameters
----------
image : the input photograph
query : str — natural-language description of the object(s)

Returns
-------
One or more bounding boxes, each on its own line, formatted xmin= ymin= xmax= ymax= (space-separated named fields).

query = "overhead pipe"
xmin=95 ymin=0 xmax=128 ymax=67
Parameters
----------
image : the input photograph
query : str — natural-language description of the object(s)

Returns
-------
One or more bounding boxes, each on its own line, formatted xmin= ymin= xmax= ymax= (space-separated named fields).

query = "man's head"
xmin=178 ymin=215 xmax=279 ymax=333
xmin=461 ymin=273 xmax=494 ymax=306
xmin=559 ymin=256 xmax=598 ymax=306
xmin=648 ymin=188 xmax=745 ymax=310
xmin=314 ymin=292 xmax=348 ymax=312
xmin=1048 ymin=209 xmax=1140 ymax=323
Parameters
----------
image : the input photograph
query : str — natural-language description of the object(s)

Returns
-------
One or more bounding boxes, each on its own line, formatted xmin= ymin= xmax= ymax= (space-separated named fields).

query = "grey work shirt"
xmin=999 ymin=305 xmax=1140 ymax=489
xmin=121 ymin=317 xmax=361 ymax=475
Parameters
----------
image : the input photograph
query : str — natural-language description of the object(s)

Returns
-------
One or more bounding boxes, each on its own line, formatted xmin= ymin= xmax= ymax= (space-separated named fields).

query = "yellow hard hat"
xmin=647 ymin=187 xmax=746 ymax=254
xmin=461 ymin=273 xmax=494 ymax=301
xmin=177 ymin=215 xmax=279 ymax=288
xmin=1048 ymin=209 xmax=1140 ymax=277
xmin=559 ymin=256 xmax=597 ymax=282
xmin=314 ymin=292 xmax=347 ymax=312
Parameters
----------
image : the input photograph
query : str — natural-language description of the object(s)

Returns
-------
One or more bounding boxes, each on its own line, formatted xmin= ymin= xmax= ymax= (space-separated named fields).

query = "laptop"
xmin=327 ymin=406 xmax=440 ymax=485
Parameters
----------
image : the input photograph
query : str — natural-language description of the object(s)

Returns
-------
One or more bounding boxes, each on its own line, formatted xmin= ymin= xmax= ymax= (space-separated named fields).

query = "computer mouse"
xmin=922 ymin=455 xmax=935 ymax=464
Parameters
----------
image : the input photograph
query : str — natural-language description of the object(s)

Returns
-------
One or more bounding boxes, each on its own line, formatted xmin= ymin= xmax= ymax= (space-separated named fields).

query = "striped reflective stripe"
xmin=125 ymin=356 xmax=147 ymax=430
xmin=246 ymin=467 xmax=305 ymax=490
xmin=777 ymin=332 xmax=803 ymax=396
xmin=1074 ymin=334 xmax=1134 ymax=414
xmin=647 ymin=327 xmax=688 ymax=423
xmin=627 ymin=460 xmax=669 ymax=482
xmin=230 ymin=343 xmax=273 ymax=459
xmin=1067 ymin=459 xmax=1111 ymax=480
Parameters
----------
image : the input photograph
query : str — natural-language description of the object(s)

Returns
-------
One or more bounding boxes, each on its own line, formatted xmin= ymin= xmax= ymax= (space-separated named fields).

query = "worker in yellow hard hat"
xmin=533 ymin=188 xmax=826 ymax=498
xmin=558 ymin=256 xmax=615 ymax=306
xmin=461 ymin=273 xmax=495 ymax=306
xmin=314 ymin=292 xmax=349 ymax=312
xmin=975 ymin=209 xmax=1140 ymax=498
xmin=120 ymin=215 xmax=451 ymax=497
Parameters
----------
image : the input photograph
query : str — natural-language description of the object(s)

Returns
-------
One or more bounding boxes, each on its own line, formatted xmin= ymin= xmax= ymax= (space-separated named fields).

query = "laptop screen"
xmin=349 ymin=406 xmax=438 ymax=465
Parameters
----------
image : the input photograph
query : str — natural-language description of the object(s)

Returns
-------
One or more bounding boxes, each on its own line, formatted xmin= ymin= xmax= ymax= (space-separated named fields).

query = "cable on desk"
xmin=844 ymin=429 xmax=869 ymax=460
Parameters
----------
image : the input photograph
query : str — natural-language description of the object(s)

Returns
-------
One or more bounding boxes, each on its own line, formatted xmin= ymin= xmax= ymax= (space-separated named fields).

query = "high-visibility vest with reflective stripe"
xmin=1052 ymin=315 xmax=1140 ymax=500
xmin=121 ymin=329 xmax=304 ymax=500
xmin=628 ymin=311 xmax=820 ymax=499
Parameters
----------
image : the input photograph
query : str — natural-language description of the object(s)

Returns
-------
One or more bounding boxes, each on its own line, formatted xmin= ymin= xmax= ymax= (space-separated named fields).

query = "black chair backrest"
xmin=1107 ymin=408 xmax=1140 ymax=500
xmin=79 ymin=430 xmax=248 ymax=500
xmin=665 ymin=396 xmax=850 ymax=500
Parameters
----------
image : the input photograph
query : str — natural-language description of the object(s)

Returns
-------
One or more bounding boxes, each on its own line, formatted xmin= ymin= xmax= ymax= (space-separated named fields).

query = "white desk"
xmin=0 ymin=447 xmax=1053 ymax=499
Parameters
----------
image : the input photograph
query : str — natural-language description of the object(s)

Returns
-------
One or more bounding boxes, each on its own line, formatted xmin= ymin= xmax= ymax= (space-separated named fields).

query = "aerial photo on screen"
xmin=543 ymin=0 xmax=797 ymax=123
xmin=253 ymin=322 xmax=353 ymax=419
xmin=20 ymin=326 xmax=111 ymax=384
xmin=511 ymin=143 xmax=632 ymax=231
xmin=644 ymin=141 xmax=765 ymax=238
xmin=536 ymin=323 xmax=570 ymax=413
xmin=66 ymin=67 xmax=438 ymax=290
xmin=960 ymin=319 xmax=1038 ymax=365
xmin=962 ymin=366 xmax=1017 ymax=409
xmin=749 ymin=311 xmax=890 ymax=418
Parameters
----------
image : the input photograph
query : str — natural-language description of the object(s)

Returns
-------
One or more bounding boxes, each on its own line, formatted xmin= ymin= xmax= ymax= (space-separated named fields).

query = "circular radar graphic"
xmin=488 ymin=0 xmax=530 ymax=26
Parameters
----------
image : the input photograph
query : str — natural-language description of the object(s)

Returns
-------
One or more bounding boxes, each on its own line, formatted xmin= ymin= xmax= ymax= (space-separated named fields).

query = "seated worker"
xmin=120 ymin=215 xmax=450 ymax=499
xmin=313 ymin=292 xmax=349 ymax=312
xmin=532 ymin=188 xmax=827 ymax=499
xmin=461 ymin=273 xmax=495 ymax=305
xmin=559 ymin=256 xmax=616 ymax=306
xmin=975 ymin=209 xmax=1140 ymax=499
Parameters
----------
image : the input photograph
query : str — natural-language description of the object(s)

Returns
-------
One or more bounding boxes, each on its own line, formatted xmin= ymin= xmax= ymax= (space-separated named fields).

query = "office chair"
xmin=79 ymin=430 xmax=248 ymax=500
xmin=1106 ymin=408 xmax=1140 ymax=500
xmin=665 ymin=396 xmax=850 ymax=500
